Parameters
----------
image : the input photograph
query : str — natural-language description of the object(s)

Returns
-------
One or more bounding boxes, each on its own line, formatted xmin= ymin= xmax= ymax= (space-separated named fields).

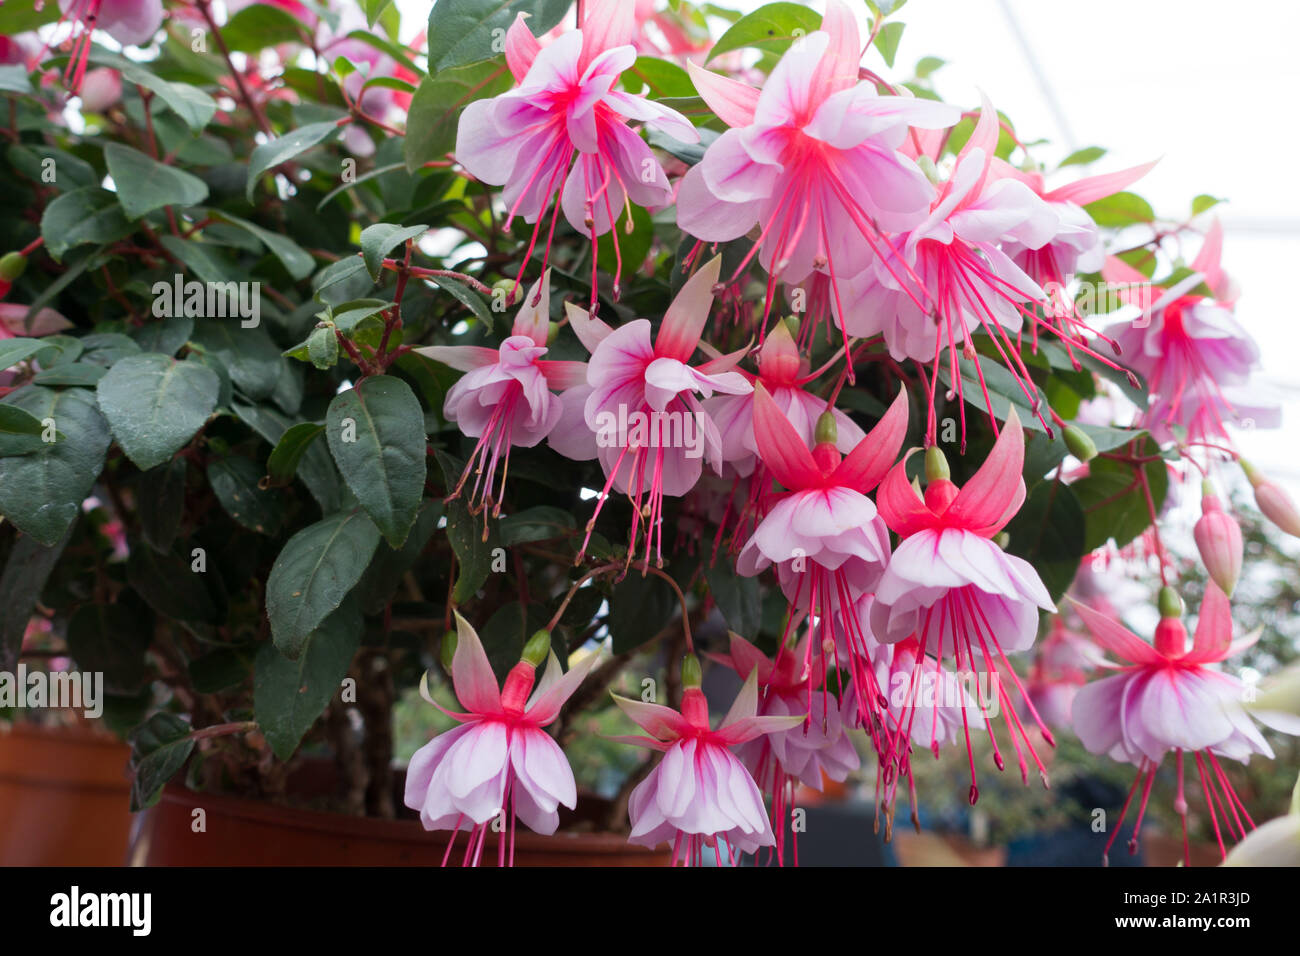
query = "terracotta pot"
xmin=0 ymin=723 xmax=133 ymax=866
xmin=130 ymin=783 xmax=670 ymax=866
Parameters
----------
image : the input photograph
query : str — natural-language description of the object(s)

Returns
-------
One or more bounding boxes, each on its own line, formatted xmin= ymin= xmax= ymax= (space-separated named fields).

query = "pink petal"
xmin=525 ymin=648 xmax=602 ymax=725
xmin=1070 ymin=599 xmax=1163 ymax=666
xmin=504 ymin=12 xmax=541 ymax=83
xmin=509 ymin=269 xmax=551 ymax=345
xmin=876 ymin=450 xmax=938 ymax=537
xmin=944 ymin=406 xmax=1026 ymax=535
xmin=450 ymin=611 xmax=503 ymax=714
xmin=686 ymin=60 xmax=759 ymax=128
xmin=563 ymin=300 xmax=614 ymax=355
xmin=830 ymin=387 xmax=909 ymax=494
xmin=611 ymin=694 xmax=691 ymax=740
xmin=752 ymin=383 xmax=822 ymax=491
xmin=654 ymin=255 xmax=720 ymax=363
xmin=1045 ymin=158 xmax=1158 ymax=208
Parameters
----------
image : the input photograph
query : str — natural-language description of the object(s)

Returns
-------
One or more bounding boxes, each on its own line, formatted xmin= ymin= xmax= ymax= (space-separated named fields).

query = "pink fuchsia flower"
xmin=455 ymin=0 xmax=697 ymax=298
xmin=1023 ymin=614 xmax=1106 ymax=732
xmin=1241 ymin=460 xmax=1300 ymax=539
xmin=78 ymin=67 xmax=122 ymax=112
xmin=676 ymin=0 xmax=957 ymax=320
xmin=832 ymin=99 xmax=1066 ymax=445
xmin=1193 ymin=482 xmax=1243 ymax=596
xmin=708 ymin=632 xmax=859 ymax=865
xmin=547 ymin=256 xmax=751 ymax=566
xmin=871 ymin=409 xmax=1056 ymax=800
xmin=610 ymin=656 xmax=804 ymax=866
xmin=1070 ymin=585 xmax=1297 ymax=864
xmin=55 ymin=0 xmax=164 ymax=91
xmin=1104 ymin=222 xmax=1276 ymax=449
xmin=404 ymin=613 xmax=600 ymax=867
xmin=735 ymin=383 xmax=908 ymax=737
xmin=415 ymin=271 xmax=586 ymax=517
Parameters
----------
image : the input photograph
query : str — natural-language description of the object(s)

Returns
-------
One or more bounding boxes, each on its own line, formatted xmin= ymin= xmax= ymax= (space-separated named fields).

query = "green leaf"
xmin=255 ymin=597 xmax=361 ymax=760
xmin=875 ymin=21 xmax=905 ymax=68
xmin=189 ymin=320 xmax=284 ymax=399
xmin=1084 ymin=191 xmax=1155 ymax=228
xmin=707 ymin=3 xmax=822 ymax=62
xmin=426 ymin=0 xmax=571 ymax=71
xmin=1192 ymin=193 xmax=1225 ymax=215
xmin=499 ymin=505 xmax=575 ymax=546
xmin=96 ymin=353 xmax=219 ymax=470
xmin=211 ymin=211 xmax=316 ymax=280
xmin=1003 ymin=480 xmax=1086 ymax=603
xmin=1059 ymin=146 xmax=1107 ymax=168
xmin=89 ymin=53 xmax=218 ymax=132
xmin=480 ymin=601 xmax=550 ymax=681
xmin=0 ymin=387 xmax=110 ymax=546
xmin=103 ymin=143 xmax=209 ymax=219
xmin=427 ymin=273 xmax=495 ymax=326
xmin=622 ymin=56 xmax=695 ymax=98
xmin=266 ymin=509 xmax=381 ymax=658
xmin=402 ymin=61 xmax=512 ymax=172
xmin=245 ymin=120 xmax=341 ymax=201
xmin=705 ymin=561 xmax=763 ymax=639
xmin=609 ymin=571 xmax=676 ymax=654
xmin=0 ymin=338 xmax=48 ymax=371
xmin=359 ymin=222 xmax=428 ymax=281
xmin=1072 ymin=436 xmax=1168 ymax=552
xmin=131 ymin=314 xmax=195 ymax=356
xmin=355 ymin=499 xmax=442 ymax=614
xmin=0 ymin=404 xmax=49 ymax=456
xmin=67 ymin=603 xmax=152 ymax=694
xmin=220 ymin=3 xmax=309 ymax=51
xmin=326 ymin=376 xmax=427 ymax=547
xmin=0 ymin=523 xmax=73 ymax=672
xmin=138 ymin=459 xmax=187 ymax=553
xmin=914 ymin=56 xmax=945 ymax=79
xmin=0 ymin=0 xmax=61 ymax=34
xmin=234 ymin=402 xmax=340 ymax=512
xmin=208 ymin=455 xmax=283 ymax=535
xmin=40 ymin=188 xmax=132 ymax=261
xmin=126 ymin=546 xmax=220 ymax=624
xmin=267 ymin=421 xmax=326 ymax=484
xmin=937 ymin=346 xmax=1052 ymax=433
xmin=129 ymin=713 xmax=195 ymax=811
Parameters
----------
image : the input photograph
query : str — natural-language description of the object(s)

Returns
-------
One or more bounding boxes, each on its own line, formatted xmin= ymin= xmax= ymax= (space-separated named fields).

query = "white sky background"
xmin=398 ymin=0 xmax=1300 ymax=492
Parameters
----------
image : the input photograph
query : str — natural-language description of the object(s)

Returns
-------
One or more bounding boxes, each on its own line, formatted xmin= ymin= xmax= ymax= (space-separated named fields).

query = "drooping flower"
xmin=1105 ymin=221 xmax=1278 ymax=450
xmin=871 ymin=409 xmax=1057 ymax=800
xmin=736 ymin=383 xmax=908 ymax=737
xmin=55 ymin=0 xmax=164 ymax=92
xmin=709 ymin=631 xmax=860 ymax=864
xmin=1241 ymin=460 xmax=1300 ymax=539
xmin=1070 ymin=584 xmax=1299 ymax=864
xmin=415 ymin=271 xmax=587 ymax=520
xmin=455 ymin=0 xmax=697 ymax=297
xmin=610 ymin=656 xmax=804 ymax=866
xmin=832 ymin=100 xmax=1065 ymax=445
xmin=1193 ymin=481 xmax=1243 ymax=596
xmin=675 ymin=0 xmax=958 ymax=323
xmin=547 ymin=256 xmax=752 ymax=566
xmin=404 ymin=613 xmax=600 ymax=867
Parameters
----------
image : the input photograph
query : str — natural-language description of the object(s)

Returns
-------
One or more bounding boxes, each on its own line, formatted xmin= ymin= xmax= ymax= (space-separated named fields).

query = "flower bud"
xmin=0 ymin=251 xmax=27 ymax=282
xmin=681 ymin=653 xmax=702 ymax=689
xmin=1154 ymin=587 xmax=1186 ymax=656
xmin=925 ymin=445 xmax=950 ymax=482
xmin=1062 ymin=424 xmax=1097 ymax=462
xmin=491 ymin=277 xmax=523 ymax=308
xmin=1194 ymin=482 xmax=1243 ymax=596
xmin=439 ymin=629 xmax=457 ymax=674
xmin=814 ymin=410 xmax=838 ymax=446
xmin=521 ymin=629 xmax=551 ymax=667
xmin=1157 ymin=585 xmax=1183 ymax=619
xmin=1242 ymin=460 xmax=1300 ymax=538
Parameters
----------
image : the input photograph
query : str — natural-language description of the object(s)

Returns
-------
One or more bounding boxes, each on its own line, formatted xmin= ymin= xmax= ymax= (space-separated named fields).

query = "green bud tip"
xmin=925 ymin=445 xmax=950 ymax=482
xmin=1201 ymin=478 xmax=1217 ymax=498
xmin=439 ymin=629 xmax=458 ymax=671
xmin=1158 ymin=586 xmax=1184 ymax=619
xmin=783 ymin=315 xmax=800 ymax=338
xmin=491 ymin=278 xmax=522 ymax=306
xmin=546 ymin=320 xmax=561 ymax=345
xmin=993 ymin=531 xmax=1010 ymax=549
xmin=0 ymin=251 xmax=26 ymax=282
xmin=1062 ymin=423 xmax=1098 ymax=462
xmin=681 ymin=653 xmax=702 ymax=689
xmin=814 ymin=411 xmax=838 ymax=446
xmin=917 ymin=154 xmax=940 ymax=185
xmin=521 ymin=629 xmax=551 ymax=667
xmin=1240 ymin=459 xmax=1262 ymax=487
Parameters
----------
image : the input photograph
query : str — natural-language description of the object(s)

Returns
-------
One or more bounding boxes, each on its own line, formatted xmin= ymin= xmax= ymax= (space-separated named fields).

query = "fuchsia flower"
xmin=1070 ymin=585 xmax=1299 ymax=863
xmin=735 ymin=383 xmax=908 ymax=739
xmin=610 ymin=658 xmax=804 ymax=866
xmin=1242 ymin=460 xmax=1300 ymax=539
xmin=709 ymin=632 xmax=859 ymax=865
xmin=55 ymin=0 xmax=164 ymax=91
xmin=455 ymin=0 xmax=697 ymax=296
xmin=871 ymin=409 xmax=1056 ymax=800
xmin=675 ymin=0 xmax=958 ymax=317
xmin=404 ymin=613 xmax=600 ymax=867
xmin=1194 ymin=482 xmax=1243 ymax=596
xmin=833 ymin=100 xmax=1069 ymax=445
xmin=415 ymin=272 xmax=587 ymax=517
xmin=1106 ymin=222 xmax=1278 ymax=448
xmin=547 ymin=256 xmax=751 ymax=566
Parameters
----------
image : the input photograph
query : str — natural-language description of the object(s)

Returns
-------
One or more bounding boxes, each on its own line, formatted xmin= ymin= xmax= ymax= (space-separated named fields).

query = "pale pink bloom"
xmin=415 ymin=272 xmax=586 ymax=515
xmin=1242 ymin=460 xmax=1300 ymax=539
xmin=1194 ymin=484 xmax=1243 ymax=596
xmin=56 ymin=0 xmax=164 ymax=90
xmin=78 ymin=68 xmax=122 ymax=112
xmin=547 ymin=256 xmax=751 ymax=565
xmin=611 ymin=668 xmax=803 ymax=865
xmin=832 ymin=100 xmax=1063 ymax=443
xmin=404 ymin=612 xmax=599 ymax=866
xmin=872 ymin=410 xmax=1056 ymax=799
xmin=1070 ymin=585 xmax=1298 ymax=862
xmin=455 ymin=0 xmax=696 ymax=294
xmin=676 ymin=0 xmax=957 ymax=302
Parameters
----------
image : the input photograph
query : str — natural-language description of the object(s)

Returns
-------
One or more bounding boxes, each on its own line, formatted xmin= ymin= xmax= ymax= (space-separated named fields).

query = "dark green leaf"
xmin=1003 ymin=480 xmax=1086 ymax=603
xmin=426 ymin=0 xmax=570 ymax=71
xmin=359 ymin=222 xmax=428 ymax=281
xmin=40 ymin=188 xmax=132 ymax=261
xmin=499 ymin=505 xmax=575 ymax=546
xmin=245 ymin=120 xmax=341 ymax=201
xmin=705 ymin=560 xmax=763 ymax=638
xmin=208 ymin=455 xmax=283 ymax=535
xmin=67 ymin=603 xmax=152 ymax=694
xmin=104 ymin=143 xmax=209 ymax=219
xmin=707 ymin=3 xmax=822 ymax=62
xmin=129 ymin=713 xmax=195 ymax=811
xmin=96 ymin=353 xmax=219 ymax=470
xmin=138 ymin=459 xmax=187 ymax=553
xmin=0 ymin=523 xmax=73 ymax=671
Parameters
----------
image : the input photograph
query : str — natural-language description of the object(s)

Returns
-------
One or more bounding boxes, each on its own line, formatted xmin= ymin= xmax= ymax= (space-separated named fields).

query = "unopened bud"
xmin=0 ymin=252 xmax=26 ymax=282
xmin=1242 ymin=460 xmax=1300 ymax=538
xmin=492 ymin=278 xmax=523 ymax=308
xmin=925 ymin=445 xmax=950 ymax=482
xmin=1194 ymin=482 xmax=1243 ymax=596
xmin=1062 ymin=424 xmax=1097 ymax=462
xmin=681 ymin=653 xmax=702 ymax=689
xmin=521 ymin=629 xmax=551 ymax=667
